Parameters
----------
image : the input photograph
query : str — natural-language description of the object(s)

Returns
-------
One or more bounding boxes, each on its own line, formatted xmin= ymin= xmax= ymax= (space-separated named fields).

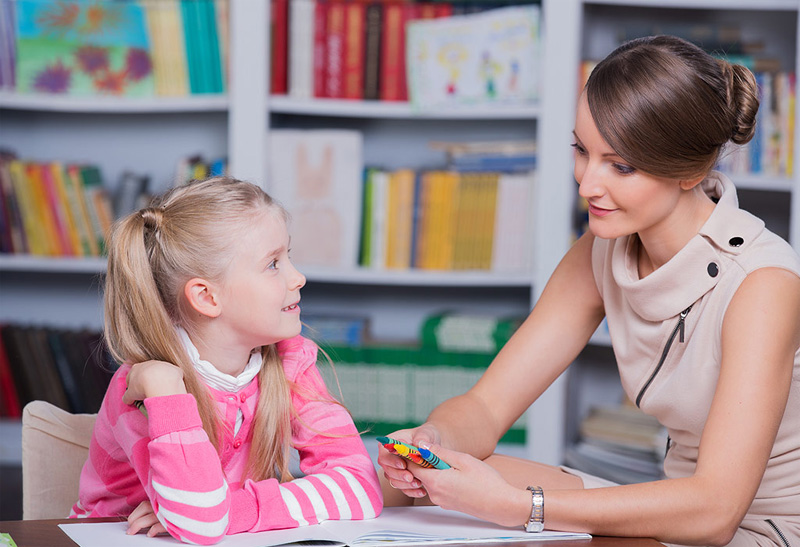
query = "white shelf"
xmin=0 ymin=255 xmax=107 ymax=274
xmin=0 ymin=91 xmax=228 ymax=113
xmin=302 ymin=266 xmax=533 ymax=287
xmin=268 ymin=95 xmax=540 ymax=120
xmin=0 ymin=256 xmax=531 ymax=287
xmin=583 ymin=0 xmax=799 ymax=10
xmin=729 ymin=174 xmax=795 ymax=192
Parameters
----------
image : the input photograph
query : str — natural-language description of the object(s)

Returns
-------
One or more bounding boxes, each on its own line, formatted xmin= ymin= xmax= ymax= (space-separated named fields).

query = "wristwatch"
xmin=524 ymin=486 xmax=544 ymax=532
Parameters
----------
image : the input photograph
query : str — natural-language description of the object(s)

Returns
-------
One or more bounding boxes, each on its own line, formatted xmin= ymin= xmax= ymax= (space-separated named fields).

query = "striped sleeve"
xmin=227 ymin=338 xmax=382 ymax=534
xmin=138 ymin=394 xmax=232 ymax=545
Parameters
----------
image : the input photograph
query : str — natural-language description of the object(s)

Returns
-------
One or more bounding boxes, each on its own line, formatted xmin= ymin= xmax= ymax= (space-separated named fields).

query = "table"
xmin=0 ymin=518 xmax=665 ymax=547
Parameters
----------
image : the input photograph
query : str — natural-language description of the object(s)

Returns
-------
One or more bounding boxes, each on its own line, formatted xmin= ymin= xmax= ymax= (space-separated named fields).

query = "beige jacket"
xmin=592 ymin=172 xmax=800 ymax=544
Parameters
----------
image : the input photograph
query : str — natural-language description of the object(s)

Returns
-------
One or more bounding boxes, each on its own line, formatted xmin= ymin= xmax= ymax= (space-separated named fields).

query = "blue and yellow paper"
xmin=16 ymin=0 xmax=154 ymax=96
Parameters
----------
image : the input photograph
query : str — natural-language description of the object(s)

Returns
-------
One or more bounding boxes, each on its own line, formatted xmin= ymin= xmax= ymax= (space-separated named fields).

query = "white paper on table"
xmin=59 ymin=506 xmax=591 ymax=546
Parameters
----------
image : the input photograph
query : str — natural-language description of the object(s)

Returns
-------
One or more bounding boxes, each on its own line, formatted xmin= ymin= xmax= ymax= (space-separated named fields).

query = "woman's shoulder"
xmin=276 ymin=335 xmax=319 ymax=381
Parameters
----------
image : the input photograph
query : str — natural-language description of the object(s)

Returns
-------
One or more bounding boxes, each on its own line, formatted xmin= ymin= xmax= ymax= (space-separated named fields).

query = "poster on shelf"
xmin=15 ymin=0 xmax=155 ymax=96
xmin=406 ymin=5 xmax=540 ymax=111
xmin=267 ymin=129 xmax=364 ymax=270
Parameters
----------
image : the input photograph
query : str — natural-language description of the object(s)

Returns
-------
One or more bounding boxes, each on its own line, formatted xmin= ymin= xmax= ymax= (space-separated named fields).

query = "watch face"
xmin=525 ymin=521 xmax=544 ymax=533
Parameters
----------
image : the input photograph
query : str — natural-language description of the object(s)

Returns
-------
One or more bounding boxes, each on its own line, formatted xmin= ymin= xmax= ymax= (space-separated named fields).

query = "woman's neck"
xmin=637 ymin=185 xmax=716 ymax=278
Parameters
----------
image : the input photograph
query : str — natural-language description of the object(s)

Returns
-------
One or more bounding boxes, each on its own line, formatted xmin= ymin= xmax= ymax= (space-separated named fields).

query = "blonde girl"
xmin=71 ymin=177 xmax=382 ymax=544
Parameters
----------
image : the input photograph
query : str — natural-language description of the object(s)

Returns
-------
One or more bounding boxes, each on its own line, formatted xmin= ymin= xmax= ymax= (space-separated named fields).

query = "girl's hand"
xmin=126 ymin=500 xmax=167 ymax=537
xmin=410 ymin=444 xmax=530 ymax=528
xmin=122 ymin=360 xmax=187 ymax=406
xmin=377 ymin=423 xmax=441 ymax=497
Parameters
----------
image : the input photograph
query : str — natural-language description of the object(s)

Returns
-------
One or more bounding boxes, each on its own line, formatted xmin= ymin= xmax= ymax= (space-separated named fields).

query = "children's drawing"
xmin=16 ymin=0 xmax=154 ymax=95
xmin=407 ymin=5 xmax=540 ymax=110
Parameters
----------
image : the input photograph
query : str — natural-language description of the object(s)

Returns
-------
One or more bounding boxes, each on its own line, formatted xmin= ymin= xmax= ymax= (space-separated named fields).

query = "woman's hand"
xmin=121 ymin=360 xmax=187 ymax=407
xmin=377 ymin=423 xmax=441 ymax=498
xmin=410 ymin=444 xmax=530 ymax=528
xmin=126 ymin=500 xmax=167 ymax=537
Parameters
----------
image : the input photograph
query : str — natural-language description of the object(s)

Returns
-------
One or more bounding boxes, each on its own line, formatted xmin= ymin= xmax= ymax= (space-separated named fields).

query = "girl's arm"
xmin=230 ymin=338 xmax=382 ymax=533
xmin=381 ymin=233 xmax=606 ymax=490
xmin=413 ymin=266 xmax=800 ymax=546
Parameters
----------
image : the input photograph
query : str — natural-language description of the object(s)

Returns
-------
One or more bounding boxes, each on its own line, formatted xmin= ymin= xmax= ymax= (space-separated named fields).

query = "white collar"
xmin=176 ymin=327 xmax=262 ymax=393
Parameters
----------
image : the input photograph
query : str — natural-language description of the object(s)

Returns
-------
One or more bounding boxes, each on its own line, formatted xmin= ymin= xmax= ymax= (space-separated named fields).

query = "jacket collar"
xmin=611 ymin=171 xmax=765 ymax=321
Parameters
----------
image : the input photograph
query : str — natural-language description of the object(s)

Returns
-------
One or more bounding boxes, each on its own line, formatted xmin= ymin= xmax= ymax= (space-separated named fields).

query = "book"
xmin=363 ymin=3 xmax=382 ymax=101
xmin=59 ymin=505 xmax=592 ymax=546
xmin=385 ymin=169 xmax=415 ymax=270
xmin=0 ymin=328 xmax=21 ymax=417
xmin=379 ymin=2 xmax=403 ymax=102
xmin=343 ymin=1 xmax=366 ymax=100
xmin=324 ymin=0 xmax=346 ymax=98
xmin=267 ymin=129 xmax=364 ymax=269
xmin=270 ymin=0 xmax=289 ymax=94
xmin=15 ymin=0 xmax=155 ymax=96
xmin=312 ymin=0 xmax=328 ymax=98
xmin=0 ymin=0 xmax=15 ymax=90
xmin=406 ymin=5 xmax=541 ymax=110
xmin=289 ymin=0 xmax=315 ymax=98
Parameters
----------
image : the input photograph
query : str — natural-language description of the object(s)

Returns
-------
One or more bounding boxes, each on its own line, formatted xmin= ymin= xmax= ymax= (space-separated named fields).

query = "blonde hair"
xmin=104 ymin=176 xmax=301 ymax=482
xmin=586 ymin=35 xmax=760 ymax=180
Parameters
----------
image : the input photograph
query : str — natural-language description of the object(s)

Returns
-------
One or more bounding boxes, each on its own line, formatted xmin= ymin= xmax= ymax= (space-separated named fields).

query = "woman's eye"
xmin=613 ymin=163 xmax=636 ymax=175
xmin=570 ymin=142 xmax=587 ymax=156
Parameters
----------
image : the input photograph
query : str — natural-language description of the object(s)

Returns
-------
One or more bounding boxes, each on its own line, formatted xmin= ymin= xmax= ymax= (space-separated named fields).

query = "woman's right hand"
xmin=121 ymin=360 xmax=187 ymax=406
xmin=377 ymin=423 xmax=442 ymax=498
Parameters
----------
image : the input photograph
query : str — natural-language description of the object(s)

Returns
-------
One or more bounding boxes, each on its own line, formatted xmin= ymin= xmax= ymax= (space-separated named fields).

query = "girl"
xmin=71 ymin=177 xmax=382 ymax=544
xmin=379 ymin=36 xmax=800 ymax=546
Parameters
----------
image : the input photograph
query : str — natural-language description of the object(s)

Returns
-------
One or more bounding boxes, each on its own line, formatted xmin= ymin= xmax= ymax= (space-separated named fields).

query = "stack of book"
xmin=3 ymin=0 xmax=227 ymax=97
xmin=272 ymin=0 xmax=539 ymax=105
xmin=0 ymin=325 xmax=114 ymax=417
xmin=0 ymin=155 xmax=114 ymax=257
xmin=565 ymin=400 xmax=668 ymax=485
xmin=359 ymin=167 xmax=535 ymax=273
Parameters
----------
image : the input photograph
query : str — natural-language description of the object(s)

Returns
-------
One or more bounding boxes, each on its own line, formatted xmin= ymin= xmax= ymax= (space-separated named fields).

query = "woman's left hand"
xmin=126 ymin=500 xmax=167 ymax=537
xmin=410 ymin=444 xmax=530 ymax=528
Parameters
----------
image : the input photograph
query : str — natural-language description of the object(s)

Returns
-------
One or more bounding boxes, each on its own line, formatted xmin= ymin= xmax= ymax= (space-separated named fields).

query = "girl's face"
xmin=217 ymin=210 xmax=306 ymax=348
xmin=572 ymin=93 xmax=685 ymax=242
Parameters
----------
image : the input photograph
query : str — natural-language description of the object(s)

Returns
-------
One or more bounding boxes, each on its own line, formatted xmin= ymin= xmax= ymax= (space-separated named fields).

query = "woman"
xmin=379 ymin=36 xmax=800 ymax=547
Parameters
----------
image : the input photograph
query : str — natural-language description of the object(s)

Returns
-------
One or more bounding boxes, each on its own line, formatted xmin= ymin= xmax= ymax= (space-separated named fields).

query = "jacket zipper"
xmin=635 ymin=306 xmax=693 ymax=408
xmin=766 ymin=519 xmax=791 ymax=547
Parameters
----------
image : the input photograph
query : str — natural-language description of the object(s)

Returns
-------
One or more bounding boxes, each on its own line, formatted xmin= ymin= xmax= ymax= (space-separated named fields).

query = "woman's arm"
xmin=414 ymin=266 xmax=800 ymax=546
xmin=380 ymin=233 xmax=605 ymax=491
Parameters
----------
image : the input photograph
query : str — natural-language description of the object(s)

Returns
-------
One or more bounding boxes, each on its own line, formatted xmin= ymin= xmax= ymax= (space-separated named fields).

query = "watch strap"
xmin=524 ymin=485 xmax=544 ymax=532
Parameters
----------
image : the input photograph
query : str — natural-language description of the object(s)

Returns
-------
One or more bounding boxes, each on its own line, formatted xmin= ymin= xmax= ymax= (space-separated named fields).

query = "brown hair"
xmin=104 ymin=176 xmax=301 ymax=482
xmin=585 ymin=35 xmax=760 ymax=180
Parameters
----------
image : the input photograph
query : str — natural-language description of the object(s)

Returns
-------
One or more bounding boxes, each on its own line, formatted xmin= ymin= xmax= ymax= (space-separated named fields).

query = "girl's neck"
xmin=186 ymin=326 xmax=255 ymax=378
xmin=637 ymin=185 xmax=716 ymax=278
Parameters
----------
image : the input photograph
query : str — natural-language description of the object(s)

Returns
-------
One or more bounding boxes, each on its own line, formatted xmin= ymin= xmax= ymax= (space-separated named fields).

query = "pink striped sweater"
xmin=70 ymin=336 xmax=382 ymax=544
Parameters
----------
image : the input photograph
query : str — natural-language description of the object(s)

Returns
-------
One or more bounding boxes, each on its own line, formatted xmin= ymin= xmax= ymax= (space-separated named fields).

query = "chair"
xmin=21 ymin=400 xmax=97 ymax=519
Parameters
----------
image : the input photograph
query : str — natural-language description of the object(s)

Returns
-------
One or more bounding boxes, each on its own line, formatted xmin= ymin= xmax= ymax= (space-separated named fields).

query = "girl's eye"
xmin=570 ymin=142 xmax=587 ymax=156
xmin=613 ymin=163 xmax=636 ymax=175
xmin=267 ymin=259 xmax=278 ymax=270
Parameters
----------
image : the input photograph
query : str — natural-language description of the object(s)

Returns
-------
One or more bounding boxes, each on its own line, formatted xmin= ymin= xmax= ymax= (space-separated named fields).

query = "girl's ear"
xmin=184 ymin=278 xmax=222 ymax=318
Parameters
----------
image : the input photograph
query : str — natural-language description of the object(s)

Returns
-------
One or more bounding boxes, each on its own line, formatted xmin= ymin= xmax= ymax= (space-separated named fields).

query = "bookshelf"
xmin=0 ymin=0 xmax=798 ymax=485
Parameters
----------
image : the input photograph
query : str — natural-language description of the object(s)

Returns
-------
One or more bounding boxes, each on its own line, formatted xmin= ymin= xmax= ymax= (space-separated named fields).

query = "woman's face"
xmin=572 ymin=93 xmax=685 ymax=242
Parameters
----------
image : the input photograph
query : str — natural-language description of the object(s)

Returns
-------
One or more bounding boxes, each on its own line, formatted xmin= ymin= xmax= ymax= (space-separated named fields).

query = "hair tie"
xmin=140 ymin=207 xmax=165 ymax=232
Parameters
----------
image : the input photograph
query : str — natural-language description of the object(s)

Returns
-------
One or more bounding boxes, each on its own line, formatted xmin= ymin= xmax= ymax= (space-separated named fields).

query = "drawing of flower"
xmin=33 ymin=61 xmax=72 ymax=93
xmin=81 ymin=4 xmax=123 ymax=36
xmin=93 ymin=70 xmax=127 ymax=94
xmin=36 ymin=2 xmax=80 ymax=37
xmin=75 ymin=46 xmax=109 ymax=75
xmin=125 ymin=48 xmax=152 ymax=81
